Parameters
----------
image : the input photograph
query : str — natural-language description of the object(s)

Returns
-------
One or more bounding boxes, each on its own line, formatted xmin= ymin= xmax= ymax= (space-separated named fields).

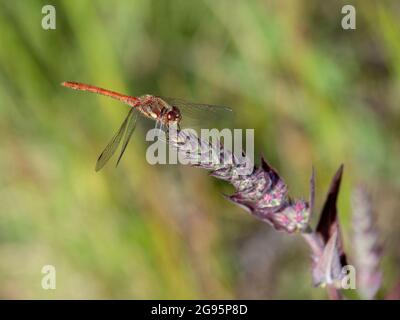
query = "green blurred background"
xmin=0 ymin=0 xmax=399 ymax=299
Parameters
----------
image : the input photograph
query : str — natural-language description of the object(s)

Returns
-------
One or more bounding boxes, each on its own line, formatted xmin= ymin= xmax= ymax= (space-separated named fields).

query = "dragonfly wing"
xmin=116 ymin=110 xmax=138 ymax=167
xmin=162 ymin=97 xmax=233 ymax=128
xmin=162 ymin=97 xmax=233 ymax=113
xmin=95 ymin=109 xmax=133 ymax=171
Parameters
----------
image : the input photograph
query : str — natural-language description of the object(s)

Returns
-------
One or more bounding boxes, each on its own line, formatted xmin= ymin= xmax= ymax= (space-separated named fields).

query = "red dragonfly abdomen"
xmin=61 ymin=81 xmax=139 ymax=106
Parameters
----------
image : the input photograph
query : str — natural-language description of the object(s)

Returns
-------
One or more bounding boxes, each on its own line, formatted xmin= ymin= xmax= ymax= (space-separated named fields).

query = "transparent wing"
xmin=162 ymin=97 xmax=232 ymax=113
xmin=116 ymin=110 xmax=138 ymax=167
xmin=162 ymin=97 xmax=233 ymax=128
xmin=95 ymin=109 xmax=133 ymax=172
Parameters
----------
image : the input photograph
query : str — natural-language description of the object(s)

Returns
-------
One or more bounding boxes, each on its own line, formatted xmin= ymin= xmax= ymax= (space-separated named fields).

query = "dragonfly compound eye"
xmin=167 ymin=107 xmax=181 ymax=123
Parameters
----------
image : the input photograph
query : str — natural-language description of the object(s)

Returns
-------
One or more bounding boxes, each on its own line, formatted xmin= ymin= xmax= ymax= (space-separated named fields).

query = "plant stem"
xmin=301 ymin=230 xmax=343 ymax=300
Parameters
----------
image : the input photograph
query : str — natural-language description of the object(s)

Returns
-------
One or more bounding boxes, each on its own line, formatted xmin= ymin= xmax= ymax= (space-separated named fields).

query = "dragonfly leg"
xmin=154 ymin=121 xmax=161 ymax=139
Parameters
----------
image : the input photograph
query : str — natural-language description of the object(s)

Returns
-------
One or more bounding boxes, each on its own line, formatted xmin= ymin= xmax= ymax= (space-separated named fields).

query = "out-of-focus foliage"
xmin=0 ymin=0 xmax=399 ymax=299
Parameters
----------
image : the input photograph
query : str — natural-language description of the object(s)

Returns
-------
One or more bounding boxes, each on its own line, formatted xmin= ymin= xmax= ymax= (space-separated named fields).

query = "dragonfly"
xmin=61 ymin=81 xmax=232 ymax=171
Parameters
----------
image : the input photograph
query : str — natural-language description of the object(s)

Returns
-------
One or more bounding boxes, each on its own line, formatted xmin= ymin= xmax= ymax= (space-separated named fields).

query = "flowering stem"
xmin=301 ymin=231 xmax=323 ymax=257
xmin=301 ymin=231 xmax=342 ymax=300
xmin=327 ymin=285 xmax=343 ymax=300
xmin=165 ymin=127 xmax=345 ymax=299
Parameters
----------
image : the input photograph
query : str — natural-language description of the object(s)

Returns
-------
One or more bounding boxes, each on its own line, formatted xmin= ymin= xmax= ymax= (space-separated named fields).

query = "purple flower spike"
xmin=167 ymin=129 xmax=312 ymax=234
xmin=271 ymin=199 xmax=310 ymax=233
xmin=352 ymin=186 xmax=382 ymax=300
xmin=226 ymin=157 xmax=313 ymax=233
xmin=167 ymin=130 xmax=332 ymax=235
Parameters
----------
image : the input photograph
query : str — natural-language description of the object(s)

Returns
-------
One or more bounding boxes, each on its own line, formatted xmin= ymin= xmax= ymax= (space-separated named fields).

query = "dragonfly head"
xmin=166 ymin=106 xmax=182 ymax=124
